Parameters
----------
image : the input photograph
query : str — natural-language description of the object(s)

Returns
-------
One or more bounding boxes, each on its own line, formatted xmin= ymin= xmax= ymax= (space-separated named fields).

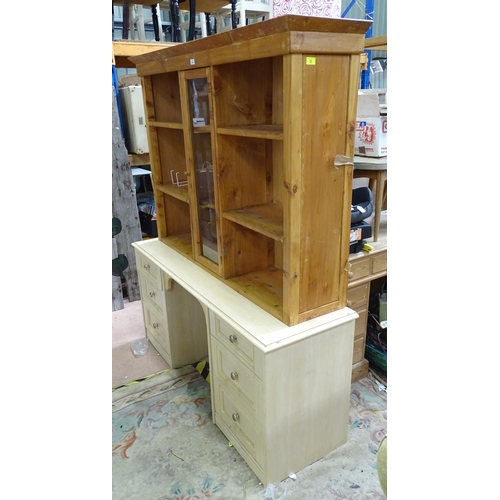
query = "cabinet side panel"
xmin=264 ymin=320 xmax=355 ymax=483
xmin=299 ymin=55 xmax=352 ymax=313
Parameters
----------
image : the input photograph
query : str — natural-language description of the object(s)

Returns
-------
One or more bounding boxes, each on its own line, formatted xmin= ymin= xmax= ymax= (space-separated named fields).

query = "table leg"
xmin=151 ymin=4 xmax=160 ymax=41
xmin=205 ymin=13 xmax=213 ymax=36
xmin=188 ymin=0 xmax=196 ymax=40
xmin=230 ymin=0 xmax=237 ymax=29
xmin=122 ymin=0 xmax=130 ymax=39
xmin=372 ymin=171 xmax=387 ymax=243
xmin=170 ymin=0 xmax=181 ymax=42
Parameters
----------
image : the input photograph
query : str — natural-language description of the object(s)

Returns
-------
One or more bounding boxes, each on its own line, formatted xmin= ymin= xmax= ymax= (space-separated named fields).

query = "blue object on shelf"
xmin=360 ymin=0 xmax=374 ymax=89
xmin=112 ymin=65 xmax=125 ymax=138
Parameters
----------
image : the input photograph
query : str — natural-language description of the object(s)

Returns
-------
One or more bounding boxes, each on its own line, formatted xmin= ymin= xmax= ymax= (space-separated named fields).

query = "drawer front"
xmin=354 ymin=309 xmax=368 ymax=339
xmin=212 ymin=338 xmax=259 ymax=410
xmin=372 ymin=251 xmax=387 ymax=274
xmin=137 ymin=251 xmax=162 ymax=289
xmin=213 ymin=317 xmax=254 ymax=368
xmin=214 ymin=414 xmax=264 ymax=483
xmin=348 ymin=257 xmax=370 ymax=282
xmin=346 ymin=283 xmax=369 ymax=311
xmin=143 ymin=301 xmax=170 ymax=354
xmin=352 ymin=336 xmax=366 ymax=364
xmin=214 ymin=384 xmax=259 ymax=462
xmin=141 ymin=275 xmax=165 ymax=311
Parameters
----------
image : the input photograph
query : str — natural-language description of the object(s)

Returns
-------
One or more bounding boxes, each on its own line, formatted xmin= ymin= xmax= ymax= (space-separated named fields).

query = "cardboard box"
xmin=355 ymin=91 xmax=387 ymax=158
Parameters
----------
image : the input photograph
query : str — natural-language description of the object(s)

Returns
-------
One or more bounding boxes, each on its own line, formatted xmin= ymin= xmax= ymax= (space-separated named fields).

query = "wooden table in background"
xmin=353 ymin=155 xmax=387 ymax=242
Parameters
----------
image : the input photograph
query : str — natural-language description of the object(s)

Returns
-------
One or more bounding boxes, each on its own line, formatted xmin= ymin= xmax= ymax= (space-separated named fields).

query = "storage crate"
xmin=365 ymin=343 xmax=387 ymax=373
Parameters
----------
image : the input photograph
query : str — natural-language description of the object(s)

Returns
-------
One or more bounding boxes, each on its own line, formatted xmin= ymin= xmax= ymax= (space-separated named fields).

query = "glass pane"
xmin=189 ymin=78 xmax=210 ymax=127
xmin=188 ymin=77 xmax=218 ymax=264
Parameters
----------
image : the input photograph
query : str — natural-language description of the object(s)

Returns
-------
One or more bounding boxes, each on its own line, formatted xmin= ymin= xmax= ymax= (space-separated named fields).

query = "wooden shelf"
xmin=156 ymin=183 xmax=190 ymax=203
xmin=129 ymin=153 xmax=150 ymax=166
xmin=217 ymin=124 xmax=284 ymax=140
xmin=159 ymin=233 xmax=192 ymax=256
xmin=365 ymin=35 xmax=387 ymax=51
xmin=193 ymin=126 xmax=211 ymax=134
xmin=226 ymin=266 xmax=284 ymax=320
xmin=223 ymin=203 xmax=284 ymax=242
xmin=149 ymin=121 xmax=184 ymax=129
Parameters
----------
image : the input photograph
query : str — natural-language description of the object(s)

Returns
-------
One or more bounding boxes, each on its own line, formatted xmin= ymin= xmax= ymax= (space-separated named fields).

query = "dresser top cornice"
xmin=131 ymin=15 xmax=372 ymax=75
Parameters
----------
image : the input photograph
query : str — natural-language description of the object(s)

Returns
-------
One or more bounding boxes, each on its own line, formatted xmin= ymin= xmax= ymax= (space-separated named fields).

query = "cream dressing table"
xmin=133 ymin=237 xmax=358 ymax=486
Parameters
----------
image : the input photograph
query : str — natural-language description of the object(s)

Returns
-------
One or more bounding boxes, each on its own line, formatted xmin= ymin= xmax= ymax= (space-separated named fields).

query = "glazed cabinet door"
xmin=179 ymin=67 xmax=220 ymax=274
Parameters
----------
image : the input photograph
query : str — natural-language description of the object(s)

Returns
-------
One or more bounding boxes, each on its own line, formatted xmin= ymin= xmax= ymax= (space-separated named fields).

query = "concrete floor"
xmin=112 ymin=299 xmax=170 ymax=388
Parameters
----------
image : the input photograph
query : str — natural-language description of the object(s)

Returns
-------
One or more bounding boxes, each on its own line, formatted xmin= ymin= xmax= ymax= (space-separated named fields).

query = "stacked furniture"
xmin=212 ymin=0 xmax=273 ymax=32
xmin=347 ymin=236 xmax=387 ymax=381
xmin=131 ymin=15 xmax=372 ymax=486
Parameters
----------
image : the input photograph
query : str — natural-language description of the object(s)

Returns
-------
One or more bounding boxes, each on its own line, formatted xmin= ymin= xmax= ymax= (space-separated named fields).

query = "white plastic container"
xmin=118 ymin=85 xmax=149 ymax=154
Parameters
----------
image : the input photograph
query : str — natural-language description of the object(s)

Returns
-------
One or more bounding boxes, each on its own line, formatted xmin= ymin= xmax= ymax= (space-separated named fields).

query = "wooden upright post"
xmin=112 ymin=87 xmax=142 ymax=309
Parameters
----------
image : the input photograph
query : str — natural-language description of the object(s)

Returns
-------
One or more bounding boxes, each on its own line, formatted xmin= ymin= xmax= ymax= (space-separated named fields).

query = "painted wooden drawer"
xmin=141 ymin=275 xmax=165 ymax=312
xmin=143 ymin=301 xmax=171 ymax=356
xmin=212 ymin=338 xmax=261 ymax=411
xmin=137 ymin=251 xmax=163 ymax=289
xmin=213 ymin=316 xmax=255 ymax=369
xmin=213 ymin=380 xmax=262 ymax=465
xmin=213 ymin=409 xmax=264 ymax=482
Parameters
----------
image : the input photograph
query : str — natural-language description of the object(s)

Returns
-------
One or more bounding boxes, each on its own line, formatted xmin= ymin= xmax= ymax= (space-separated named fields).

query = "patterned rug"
xmin=112 ymin=365 xmax=387 ymax=500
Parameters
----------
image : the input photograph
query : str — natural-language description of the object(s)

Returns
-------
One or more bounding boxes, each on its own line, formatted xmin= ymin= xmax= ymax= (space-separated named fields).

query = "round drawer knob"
xmin=152 ymin=322 xmax=158 ymax=329
xmin=230 ymin=371 xmax=238 ymax=381
xmin=347 ymin=300 xmax=352 ymax=307
xmin=229 ymin=334 xmax=237 ymax=343
xmin=232 ymin=413 xmax=239 ymax=422
xmin=348 ymin=271 xmax=354 ymax=279
xmin=144 ymin=264 xmax=150 ymax=270
xmin=149 ymin=291 xmax=155 ymax=298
